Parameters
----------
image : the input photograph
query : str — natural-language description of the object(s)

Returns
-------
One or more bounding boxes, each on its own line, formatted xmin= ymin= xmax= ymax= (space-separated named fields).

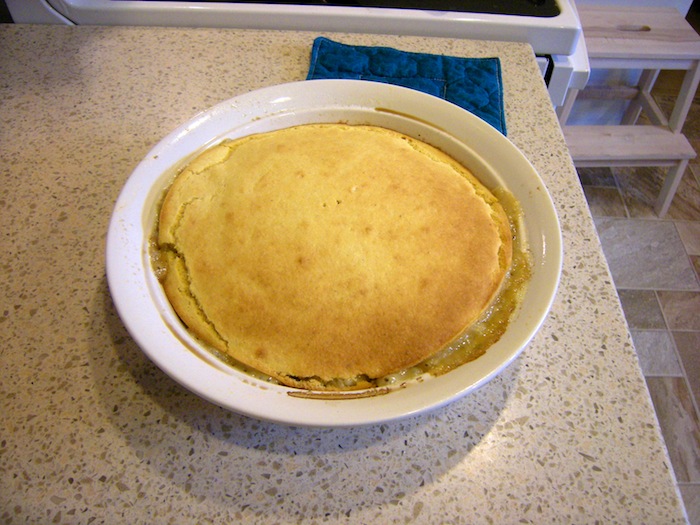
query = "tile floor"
xmin=575 ymin=70 xmax=700 ymax=524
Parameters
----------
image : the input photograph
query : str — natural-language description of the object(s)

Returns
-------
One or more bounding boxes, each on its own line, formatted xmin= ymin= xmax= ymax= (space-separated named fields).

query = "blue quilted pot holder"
xmin=307 ymin=36 xmax=506 ymax=136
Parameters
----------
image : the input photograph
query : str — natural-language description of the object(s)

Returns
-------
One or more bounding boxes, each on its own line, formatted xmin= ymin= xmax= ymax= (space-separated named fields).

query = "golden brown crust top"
xmin=157 ymin=124 xmax=512 ymax=390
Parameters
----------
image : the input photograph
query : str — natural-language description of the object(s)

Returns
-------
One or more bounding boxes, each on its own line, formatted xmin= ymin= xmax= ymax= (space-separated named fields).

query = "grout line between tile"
xmin=611 ymin=168 xmax=632 ymax=219
xmin=654 ymin=290 xmax=700 ymax=425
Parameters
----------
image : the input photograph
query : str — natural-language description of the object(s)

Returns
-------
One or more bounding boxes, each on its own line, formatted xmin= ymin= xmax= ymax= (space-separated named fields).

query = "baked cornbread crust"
xmin=157 ymin=124 xmax=513 ymax=390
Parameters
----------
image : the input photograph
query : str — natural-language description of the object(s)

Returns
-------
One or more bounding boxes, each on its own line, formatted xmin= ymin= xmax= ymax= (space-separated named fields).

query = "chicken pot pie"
xmin=155 ymin=124 xmax=513 ymax=390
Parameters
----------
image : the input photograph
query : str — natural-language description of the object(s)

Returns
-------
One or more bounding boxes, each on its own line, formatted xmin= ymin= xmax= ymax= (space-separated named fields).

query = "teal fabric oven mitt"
xmin=307 ymin=36 xmax=506 ymax=135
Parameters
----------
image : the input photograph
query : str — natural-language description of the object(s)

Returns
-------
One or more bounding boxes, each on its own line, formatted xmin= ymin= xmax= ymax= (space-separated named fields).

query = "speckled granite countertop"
xmin=0 ymin=24 xmax=689 ymax=524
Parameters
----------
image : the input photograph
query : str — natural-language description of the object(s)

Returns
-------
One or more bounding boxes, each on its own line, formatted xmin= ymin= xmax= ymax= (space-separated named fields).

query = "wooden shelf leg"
xmin=622 ymin=69 xmax=659 ymax=125
xmin=655 ymin=158 xmax=689 ymax=217
xmin=669 ymin=60 xmax=700 ymax=132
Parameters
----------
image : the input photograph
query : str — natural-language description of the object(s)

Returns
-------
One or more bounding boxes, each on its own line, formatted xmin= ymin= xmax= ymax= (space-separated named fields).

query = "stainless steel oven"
xmin=5 ymin=0 xmax=590 ymax=107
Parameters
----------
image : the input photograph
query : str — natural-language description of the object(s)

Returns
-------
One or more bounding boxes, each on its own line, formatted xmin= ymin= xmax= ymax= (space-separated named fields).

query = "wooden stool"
xmin=559 ymin=6 xmax=700 ymax=217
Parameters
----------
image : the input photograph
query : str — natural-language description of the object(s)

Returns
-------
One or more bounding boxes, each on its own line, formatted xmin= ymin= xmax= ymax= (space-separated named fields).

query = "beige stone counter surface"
xmin=0 ymin=24 xmax=688 ymax=524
